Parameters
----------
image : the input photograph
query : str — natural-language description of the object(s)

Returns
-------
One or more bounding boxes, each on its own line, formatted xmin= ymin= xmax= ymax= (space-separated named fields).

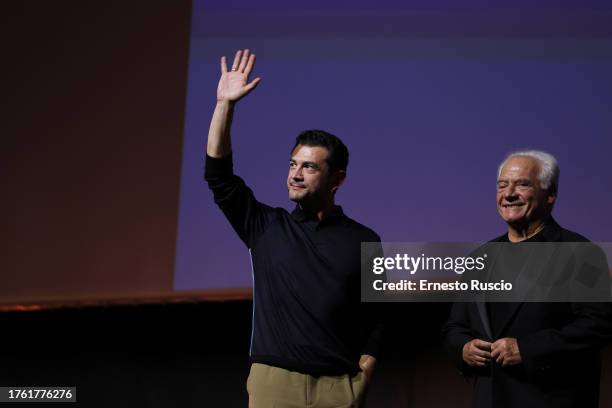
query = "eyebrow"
xmin=289 ymin=159 xmax=320 ymax=168
xmin=497 ymin=178 xmax=534 ymax=185
xmin=516 ymin=178 xmax=534 ymax=184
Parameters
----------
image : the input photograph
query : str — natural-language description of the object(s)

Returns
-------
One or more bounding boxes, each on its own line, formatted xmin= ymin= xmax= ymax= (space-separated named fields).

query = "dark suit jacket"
xmin=442 ymin=218 xmax=612 ymax=408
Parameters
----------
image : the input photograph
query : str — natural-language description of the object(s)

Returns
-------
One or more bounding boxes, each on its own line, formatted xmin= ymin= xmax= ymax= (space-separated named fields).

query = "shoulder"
xmin=557 ymin=226 xmax=590 ymax=242
xmin=273 ymin=206 xmax=293 ymax=219
xmin=488 ymin=233 xmax=508 ymax=243
xmin=487 ymin=219 xmax=591 ymax=243
xmin=547 ymin=218 xmax=590 ymax=242
xmin=341 ymin=216 xmax=381 ymax=242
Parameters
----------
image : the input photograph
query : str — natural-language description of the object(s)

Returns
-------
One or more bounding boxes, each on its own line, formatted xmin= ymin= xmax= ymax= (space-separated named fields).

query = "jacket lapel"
xmin=476 ymin=301 xmax=494 ymax=340
xmin=490 ymin=218 xmax=563 ymax=338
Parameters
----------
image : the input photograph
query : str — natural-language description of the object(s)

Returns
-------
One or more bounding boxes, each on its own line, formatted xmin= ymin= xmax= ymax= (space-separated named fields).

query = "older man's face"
xmin=496 ymin=156 xmax=553 ymax=226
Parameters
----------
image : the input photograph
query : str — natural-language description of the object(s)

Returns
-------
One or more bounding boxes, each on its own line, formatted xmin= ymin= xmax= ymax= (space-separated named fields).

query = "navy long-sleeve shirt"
xmin=205 ymin=154 xmax=383 ymax=376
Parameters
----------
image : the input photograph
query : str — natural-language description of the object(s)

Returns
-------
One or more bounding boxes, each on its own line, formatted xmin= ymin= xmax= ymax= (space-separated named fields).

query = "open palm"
xmin=217 ymin=49 xmax=261 ymax=102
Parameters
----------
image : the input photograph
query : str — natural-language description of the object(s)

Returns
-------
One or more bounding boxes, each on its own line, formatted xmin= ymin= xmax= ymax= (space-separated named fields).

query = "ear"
xmin=330 ymin=170 xmax=346 ymax=194
xmin=547 ymin=192 xmax=556 ymax=206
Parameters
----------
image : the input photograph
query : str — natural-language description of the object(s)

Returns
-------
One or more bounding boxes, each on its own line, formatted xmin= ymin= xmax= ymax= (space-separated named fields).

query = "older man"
xmin=443 ymin=150 xmax=611 ymax=408
xmin=205 ymin=49 xmax=382 ymax=407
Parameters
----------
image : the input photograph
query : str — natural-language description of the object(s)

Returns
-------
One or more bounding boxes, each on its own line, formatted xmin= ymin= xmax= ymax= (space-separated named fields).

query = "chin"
xmin=288 ymin=193 xmax=304 ymax=203
xmin=499 ymin=210 xmax=524 ymax=222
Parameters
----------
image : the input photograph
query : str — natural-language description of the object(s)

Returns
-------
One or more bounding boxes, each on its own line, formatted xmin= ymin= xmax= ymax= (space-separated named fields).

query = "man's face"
xmin=287 ymin=145 xmax=339 ymax=206
xmin=496 ymin=156 xmax=554 ymax=226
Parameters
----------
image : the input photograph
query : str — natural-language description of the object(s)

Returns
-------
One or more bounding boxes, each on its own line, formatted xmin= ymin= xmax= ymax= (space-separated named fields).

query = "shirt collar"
xmin=291 ymin=205 xmax=346 ymax=224
xmin=501 ymin=216 xmax=561 ymax=242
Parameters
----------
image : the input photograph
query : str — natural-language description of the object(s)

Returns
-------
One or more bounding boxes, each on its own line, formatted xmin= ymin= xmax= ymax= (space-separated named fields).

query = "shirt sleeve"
xmin=441 ymin=301 xmax=476 ymax=377
xmin=518 ymin=301 xmax=612 ymax=381
xmin=204 ymin=154 xmax=276 ymax=249
xmin=516 ymin=242 xmax=612 ymax=380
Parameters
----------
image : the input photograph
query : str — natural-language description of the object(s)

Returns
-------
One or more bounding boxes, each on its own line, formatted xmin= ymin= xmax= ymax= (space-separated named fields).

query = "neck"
xmin=507 ymin=216 xmax=549 ymax=242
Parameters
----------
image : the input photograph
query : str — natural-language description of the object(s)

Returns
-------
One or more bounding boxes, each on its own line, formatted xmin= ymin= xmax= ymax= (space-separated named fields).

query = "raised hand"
xmin=217 ymin=49 xmax=261 ymax=103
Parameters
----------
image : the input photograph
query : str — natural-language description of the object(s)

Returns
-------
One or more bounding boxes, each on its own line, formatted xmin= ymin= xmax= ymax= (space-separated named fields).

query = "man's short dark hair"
xmin=293 ymin=129 xmax=349 ymax=173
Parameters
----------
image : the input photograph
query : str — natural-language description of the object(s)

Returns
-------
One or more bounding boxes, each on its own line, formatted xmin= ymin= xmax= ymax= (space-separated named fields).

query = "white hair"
xmin=497 ymin=150 xmax=560 ymax=194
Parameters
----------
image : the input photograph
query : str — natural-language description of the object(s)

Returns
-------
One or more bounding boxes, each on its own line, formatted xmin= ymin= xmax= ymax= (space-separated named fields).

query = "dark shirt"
xmin=205 ymin=154 xmax=383 ymax=376
xmin=487 ymin=218 xmax=588 ymax=335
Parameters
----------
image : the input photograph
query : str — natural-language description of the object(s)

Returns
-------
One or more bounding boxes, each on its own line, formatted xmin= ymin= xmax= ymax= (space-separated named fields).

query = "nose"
xmin=291 ymin=166 xmax=303 ymax=181
xmin=502 ymin=184 xmax=518 ymax=201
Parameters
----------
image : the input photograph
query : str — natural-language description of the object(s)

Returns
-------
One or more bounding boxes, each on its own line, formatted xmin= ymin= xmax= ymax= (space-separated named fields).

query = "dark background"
xmin=3 ymin=1 xmax=189 ymax=305
xmin=2 ymin=302 xmax=611 ymax=407
xmin=3 ymin=1 xmax=610 ymax=407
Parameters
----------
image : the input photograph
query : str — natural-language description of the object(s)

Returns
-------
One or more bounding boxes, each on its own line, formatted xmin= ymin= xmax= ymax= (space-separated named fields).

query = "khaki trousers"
xmin=247 ymin=363 xmax=368 ymax=408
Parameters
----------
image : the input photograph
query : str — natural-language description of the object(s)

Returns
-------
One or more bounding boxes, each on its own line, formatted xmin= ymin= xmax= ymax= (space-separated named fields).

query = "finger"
xmin=506 ymin=357 xmax=518 ymax=367
xmin=474 ymin=349 xmax=492 ymax=359
xmin=472 ymin=359 xmax=487 ymax=367
xmin=238 ymin=49 xmax=250 ymax=72
xmin=244 ymin=54 xmax=256 ymax=77
xmin=496 ymin=353 xmax=505 ymax=364
xmin=491 ymin=348 xmax=500 ymax=358
xmin=472 ymin=355 xmax=488 ymax=364
xmin=492 ymin=338 xmax=508 ymax=348
xmin=244 ymin=77 xmax=261 ymax=93
xmin=231 ymin=50 xmax=242 ymax=71
xmin=220 ymin=56 xmax=228 ymax=74
xmin=471 ymin=344 xmax=491 ymax=357
xmin=490 ymin=341 xmax=504 ymax=353
xmin=475 ymin=340 xmax=492 ymax=350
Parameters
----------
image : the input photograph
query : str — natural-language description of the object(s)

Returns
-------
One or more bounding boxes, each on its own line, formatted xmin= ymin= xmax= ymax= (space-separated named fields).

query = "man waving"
xmin=205 ymin=49 xmax=383 ymax=408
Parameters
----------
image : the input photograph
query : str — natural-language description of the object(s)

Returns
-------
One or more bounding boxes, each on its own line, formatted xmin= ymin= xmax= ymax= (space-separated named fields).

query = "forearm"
xmin=520 ymin=315 xmax=611 ymax=365
xmin=207 ymin=100 xmax=235 ymax=158
xmin=442 ymin=303 xmax=476 ymax=370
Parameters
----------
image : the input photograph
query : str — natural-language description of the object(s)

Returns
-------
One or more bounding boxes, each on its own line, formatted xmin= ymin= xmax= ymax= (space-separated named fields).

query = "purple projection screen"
xmin=174 ymin=1 xmax=612 ymax=292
